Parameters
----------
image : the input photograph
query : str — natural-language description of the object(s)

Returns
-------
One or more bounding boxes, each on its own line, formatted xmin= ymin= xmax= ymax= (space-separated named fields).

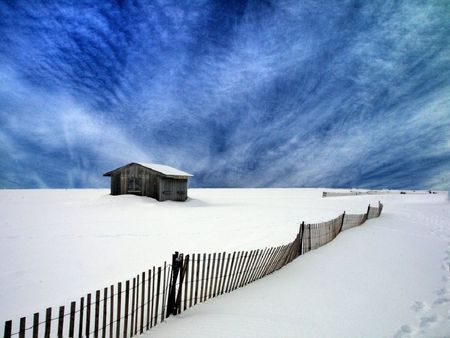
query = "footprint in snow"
xmin=412 ymin=301 xmax=428 ymax=313
xmin=419 ymin=315 xmax=438 ymax=328
xmin=393 ymin=324 xmax=413 ymax=338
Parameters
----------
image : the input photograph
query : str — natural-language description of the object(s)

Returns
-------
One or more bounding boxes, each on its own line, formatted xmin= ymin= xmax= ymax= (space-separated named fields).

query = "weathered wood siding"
xmin=109 ymin=164 xmax=188 ymax=201
xmin=158 ymin=178 xmax=188 ymax=202
xmin=111 ymin=174 xmax=121 ymax=195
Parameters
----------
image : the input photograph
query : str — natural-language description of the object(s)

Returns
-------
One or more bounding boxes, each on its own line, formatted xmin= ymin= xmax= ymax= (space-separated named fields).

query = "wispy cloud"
xmin=0 ymin=0 xmax=449 ymax=189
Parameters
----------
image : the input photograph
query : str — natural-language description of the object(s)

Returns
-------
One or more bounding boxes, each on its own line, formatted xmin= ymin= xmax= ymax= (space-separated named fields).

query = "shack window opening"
xmin=127 ymin=178 xmax=142 ymax=194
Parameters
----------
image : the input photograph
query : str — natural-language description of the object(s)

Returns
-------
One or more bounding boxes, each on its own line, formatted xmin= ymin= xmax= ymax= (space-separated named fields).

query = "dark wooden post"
xmin=166 ymin=252 xmax=183 ymax=317
xmin=299 ymin=222 xmax=305 ymax=255
xmin=175 ymin=255 xmax=189 ymax=314
xmin=366 ymin=204 xmax=371 ymax=220
xmin=339 ymin=212 xmax=346 ymax=233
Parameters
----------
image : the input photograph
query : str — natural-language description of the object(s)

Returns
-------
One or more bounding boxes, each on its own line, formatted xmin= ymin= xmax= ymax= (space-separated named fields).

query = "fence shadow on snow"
xmin=3 ymin=202 xmax=383 ymax=338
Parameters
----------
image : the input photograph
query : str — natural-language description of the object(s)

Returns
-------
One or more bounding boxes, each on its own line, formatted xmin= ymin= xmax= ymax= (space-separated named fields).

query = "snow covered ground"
xmin=1 ymin=189 xmax=449 ymax=337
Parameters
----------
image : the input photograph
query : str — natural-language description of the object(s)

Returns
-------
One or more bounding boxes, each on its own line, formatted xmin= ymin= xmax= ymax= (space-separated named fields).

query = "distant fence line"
xmin=3 ymin=202 xmax=383 ymax=338
xmin=322 ymin=190 xmax=433 ymax=198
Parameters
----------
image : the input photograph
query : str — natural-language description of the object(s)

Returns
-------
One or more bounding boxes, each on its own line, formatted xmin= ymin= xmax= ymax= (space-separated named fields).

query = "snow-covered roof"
xmin=136 ymin=163 xmax=193 ymax=177
xmin=103 ymin=162 xmax=193 ymax=177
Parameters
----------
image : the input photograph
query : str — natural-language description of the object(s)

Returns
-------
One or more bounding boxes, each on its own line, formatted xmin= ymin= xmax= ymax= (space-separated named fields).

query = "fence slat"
xmin=123 ymin=281 xmax=129 ymax=338
xmin=130 ymin=278 xmax=136 ymax=337
xmin=3 ymin=320 xmax=12 ymax=338
xmin=94 ymin=290 xmax=100 ymax=338
xmin=102 ymin=288 xmax=107 ymax=338
xmin=134 ymin=275 xmax=139 ymax=336
xmin=212 ymin=252 xmax=221 ymax=297
xmin=199 ymin=253 xmax=206 ymax=303
xmin=189 ymin=254 xmax=195 ymax=308
xmin=45 ymin=307 xmax=52 ymax=338
xmin=154 ymin=267 xmax=161 ymax=326
xmin=86 ymin=294 xmax=91 ymax=338
xmin=184 ymin=255 xmax=190 ymax=311
xmin=161 ymin=262 xmax=167 ymax=322
xmin=32 ymin=312 xmax=39 ymax=338
xmin=151 ymin=267 xmax=155 ymax=328
xmin=110 ymin=285 xmax=114 ymax=338
xmin=140 ymin=272 xmax=145 ymax=334
xmin=79 ymin=297 xmax=84 ymax=338
xmin=195 ymin=254 xmax=201 ymax=304
xmin=116 ymin=283 xmax=122 ymax=338
xmin=164 ymin=263 xmax=172 ymax=320
xmin=208 ymin=253 xmax=216 ymax=299
xmin=204 ymin=254 xmax=211 ymax=301
xmin=216 ymin=252 xmax=226 ymax=296
xmin=19 ymin=317 xmax=25 ymax=338
xmin=69 ymin=302 xmax=76 ymax=338
xmin=57 ymin=306 xmax=64 ymax=338
xmin=146 ymin=271 xmax=151 ymax=330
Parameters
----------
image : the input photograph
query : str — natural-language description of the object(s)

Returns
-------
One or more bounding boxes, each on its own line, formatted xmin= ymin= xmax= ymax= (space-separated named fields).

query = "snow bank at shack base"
xmin=1 ymin=189 xmax=449 ymax=337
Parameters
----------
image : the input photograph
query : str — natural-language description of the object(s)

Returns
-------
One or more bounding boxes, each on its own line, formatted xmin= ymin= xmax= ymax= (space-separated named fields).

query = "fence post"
xmin=339 ymin=212 xmax=346 ymax=233
xmin=175 ymin=255 xmax=189 ymax=314
xmin=366 ymin=204 xmax=371 ymax=220
xmin=166 ymin=252 xmax=183 ymax=317
xmin=298 ymin=222 xmax=305 ymax=256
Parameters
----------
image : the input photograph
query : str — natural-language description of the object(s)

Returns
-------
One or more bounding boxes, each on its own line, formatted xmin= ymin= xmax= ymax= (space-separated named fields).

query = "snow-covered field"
xmin=1 ymin=189 xmax=449 ymax=337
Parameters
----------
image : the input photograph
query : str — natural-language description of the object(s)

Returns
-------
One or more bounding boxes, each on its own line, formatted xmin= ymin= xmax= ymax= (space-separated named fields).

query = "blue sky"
xmin=0 ymin=0 xmax=449 ymax=189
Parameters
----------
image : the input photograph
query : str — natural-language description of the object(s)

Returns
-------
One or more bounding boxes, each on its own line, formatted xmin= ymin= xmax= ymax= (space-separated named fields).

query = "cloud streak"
xmin=0 ymin=0 xmax=449 ymax=189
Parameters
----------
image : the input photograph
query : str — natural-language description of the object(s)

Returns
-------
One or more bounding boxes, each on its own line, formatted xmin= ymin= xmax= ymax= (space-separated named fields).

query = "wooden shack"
xmin=103 ymin=162 xmax=192 ymax=201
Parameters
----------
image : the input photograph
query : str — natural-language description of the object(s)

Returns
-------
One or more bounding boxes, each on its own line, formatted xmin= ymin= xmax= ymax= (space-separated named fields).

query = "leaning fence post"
xmin=366 ymin=204 xmax=371 ymax=220
xmin=166 ymin=252 xmax=183 ymax=317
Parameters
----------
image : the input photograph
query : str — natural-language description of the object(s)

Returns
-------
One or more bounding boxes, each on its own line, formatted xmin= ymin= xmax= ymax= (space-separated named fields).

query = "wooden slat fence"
xmin=3 ymin=202 xmax=383 ymax=338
